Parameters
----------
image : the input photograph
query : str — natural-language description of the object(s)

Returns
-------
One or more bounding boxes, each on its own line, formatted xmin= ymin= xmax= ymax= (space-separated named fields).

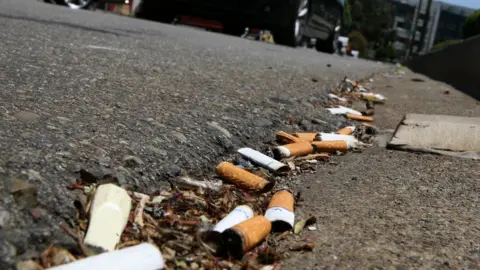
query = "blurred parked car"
xmin=43 ymin=0 xmax=125 ymax=10
xmin=133 ymin=0 xmax=344 ymax=53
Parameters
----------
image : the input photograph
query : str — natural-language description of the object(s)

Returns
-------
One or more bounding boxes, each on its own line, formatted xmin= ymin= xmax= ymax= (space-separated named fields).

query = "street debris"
xmin=222 ymin=215 xmax=272 ymax=259
xmin=294 ymin=216 xmax=317 ymax=234
xmin=265 ymin=190 xmax=295 ymax=232
xmin=273 ymin=142 xmax=314 ymax=159
xmin=213 ymin=205 xmax=254 ymax=234
xmin=48 ymin=243 xmax=164 ymax=270
xmin=237 ymin=147 xmax=289 ymax=173
xmin=216 ymin=161 xmax=274 ymax=192
xmin=10 ymin=179 xmax=38 ymax=209
xmin=25 ymin=75 xmax=386 ymax=270
xmin=83 ymin=184 xmax=132 ymax=253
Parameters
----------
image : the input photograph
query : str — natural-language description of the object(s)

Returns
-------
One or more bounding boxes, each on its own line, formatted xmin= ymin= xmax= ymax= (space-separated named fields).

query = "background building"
xmin=389 ymin=0 xmax=475 ymax=58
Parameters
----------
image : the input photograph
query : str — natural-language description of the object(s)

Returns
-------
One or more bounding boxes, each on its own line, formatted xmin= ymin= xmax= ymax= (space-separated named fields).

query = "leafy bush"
xmin=375 ymin=44 xmax=396 ymax=61
xmin=348 ymin=31 xmax=369 ymax=58
xmin=431 ymin=39 xmax=461 ymax=52
xmin=463 ymin=10 xmax=480 ymax=39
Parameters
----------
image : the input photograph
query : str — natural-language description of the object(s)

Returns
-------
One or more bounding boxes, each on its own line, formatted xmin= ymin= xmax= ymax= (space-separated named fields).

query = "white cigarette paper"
xmin=327 ymin=94 xmax=347 ymax=102
xmin=237 ymin=147 xmax=288 ymax=172
xmin=264 ymin=207 xmax=295 ymax=228
xmin=48 ymin=243 xmax=164 ymax=270
xmin=213 ymin=205 xmax=254 ymax=233
xmin=84 ymin=184 xmax=132 ymax=252
xmin=327 ymin=106 xmax=362 ymax=116
xmin=319 ymin=133 xmax=358 ymax=146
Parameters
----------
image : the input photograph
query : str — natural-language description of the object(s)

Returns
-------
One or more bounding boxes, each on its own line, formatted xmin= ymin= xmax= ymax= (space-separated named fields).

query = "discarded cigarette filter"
xmin=336 ymin=126 xmax=355 ymax=135
xmin=327 ymin=106 xmax=362 ymax=116
xmin=237 ymin=147 xmax=288 ymax=173
xmin=214 ymin=205 xmax=254 ymax=233
xmin=312 ymin=140 xmax=350 ymax=153
xmin=264 ymin=190 xmax=295 ymax=232
xmin=216 ymin=162 xmax=274 ymax=192
xmin=361 ymin=93 xmax=386 ymax=102
xmin=292 ymin=132 xmax=319 ymax=142
xmin=346 ymin=113 xmax=373 ymax=122
xmin=327 ymin=93 xmax=347 ymax=102
xmin=275 ymin=131 xmax=302 ymax=144
xmin=222 ymin=215 xmax=272 ymax=259
xmin=49 ymin=243 xmax=164 ymax=270
xmin=84 ymin=184 xmax=132 ymax=252
xmin=273 ymin=142 xmax=313 ymax=159
xmin=318 ymin=133 xmax=358 ymax=146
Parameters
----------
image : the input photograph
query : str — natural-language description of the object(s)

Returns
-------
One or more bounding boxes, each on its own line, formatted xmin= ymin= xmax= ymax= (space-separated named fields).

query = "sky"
xmin=442 ymin=0 xmax=480 ymax=9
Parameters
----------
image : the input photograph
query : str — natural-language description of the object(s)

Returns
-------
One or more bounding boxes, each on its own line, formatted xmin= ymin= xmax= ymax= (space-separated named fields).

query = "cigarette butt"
xmin=213 ymin=205 xmax=254 ymax=233
xmin=237 ymin=147 xmax=288 ymax=173
xmin=346 ymin=114 xmax=373 ymax=122
xmin=336 ymin=126 xmax=355 ymax=135
xmin=293 ymin=132 xmax=319 ymax=142
xmin=215 ymin=162 xmax=274 ymax=192
xmin=312 ymin=140 xmax=349 ymax=153
xmin=273 ymin=142 xmax=313 ymax=159
xmin=318 ymin=133 xmax=358 ymax=146
xmin=361 ymin=93 xmax=386 ymax=102
xmin=267 ymin=190 xmax=294 ymax=212
xmin=265 ymin=190 xmax=295 ymax=232
xmin=222 ymin=216 xmax=272 ymax=259
xmin=84 ymin=184 xmax=132 ymax=252
xmin=276 ymin=131 xmax=302 ymax=144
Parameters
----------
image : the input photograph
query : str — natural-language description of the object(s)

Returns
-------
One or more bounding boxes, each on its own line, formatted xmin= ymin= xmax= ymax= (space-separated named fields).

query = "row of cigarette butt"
xmin=327 ymin=77 xmax=386 ymax=122
xmin=47 ymin=124 xmax=369 ymax=270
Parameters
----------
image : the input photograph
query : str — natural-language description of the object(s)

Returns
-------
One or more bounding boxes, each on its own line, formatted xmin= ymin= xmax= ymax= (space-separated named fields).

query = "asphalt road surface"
xmin=14 ymin=0 xmax=479 ymax=269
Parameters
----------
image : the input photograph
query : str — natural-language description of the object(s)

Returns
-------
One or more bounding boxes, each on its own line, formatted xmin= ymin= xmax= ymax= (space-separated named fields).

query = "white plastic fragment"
xmin=237 ymin=147 xmax=288 ymax=172
xmin=213 ymin=205 xmax=254 ymax=233
xmin=49 ymin=243 xmax=164 ymax=270
xmin=83 ymin=184 xmax=132 ymax=252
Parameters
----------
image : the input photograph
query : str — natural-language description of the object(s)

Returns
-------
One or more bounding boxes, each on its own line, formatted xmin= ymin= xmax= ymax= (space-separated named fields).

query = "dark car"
xmin=134 ymin=0 xmax=344 ymax=53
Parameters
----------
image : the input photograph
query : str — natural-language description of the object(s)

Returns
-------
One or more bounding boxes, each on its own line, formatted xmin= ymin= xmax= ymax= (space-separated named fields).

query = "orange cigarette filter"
xmin=346 ymin=113 xmax=373 ymax=122
xmin=312 ymin=140 xmax=349 ymax=153
xmin=274 ymin=142 xmax=314 ymax=159
xmin=276 ymin=131 xmax=302 ymax=144
xmin=216 ymin=162 xmax=273 ymax=192
xmin=292 ymin=132 xmax=319 ymax=142
xmin=223 ymin=215 xmax=272 ymax=258
xmin=336 ymin=127 xmax=354 ymax=135
xmin=268 ymin=190 xmax=294 ymax=212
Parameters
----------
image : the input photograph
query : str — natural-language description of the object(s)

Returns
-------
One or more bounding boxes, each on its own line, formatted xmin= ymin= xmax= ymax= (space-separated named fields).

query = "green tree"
xmin=431 ymin=40 xmax=461 ymax=52
xmin=463 ymin=10 xmax=480 ymax=39
xmin=348 ymin=0 xmax=396 ymax=47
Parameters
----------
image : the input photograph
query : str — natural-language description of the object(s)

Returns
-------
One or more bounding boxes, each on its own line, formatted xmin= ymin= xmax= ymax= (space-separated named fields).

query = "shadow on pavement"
xmin=404 ymin=35 xmax=480 ymax=101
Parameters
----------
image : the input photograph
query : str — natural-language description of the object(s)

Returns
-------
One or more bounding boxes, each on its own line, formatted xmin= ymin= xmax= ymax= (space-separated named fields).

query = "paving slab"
xmin=387 ymin=113 xmax=480 ymax=159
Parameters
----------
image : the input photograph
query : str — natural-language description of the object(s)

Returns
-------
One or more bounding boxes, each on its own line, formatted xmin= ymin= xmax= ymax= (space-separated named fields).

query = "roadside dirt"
xmin=282 ymin=70 xmax=480 ymax=269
